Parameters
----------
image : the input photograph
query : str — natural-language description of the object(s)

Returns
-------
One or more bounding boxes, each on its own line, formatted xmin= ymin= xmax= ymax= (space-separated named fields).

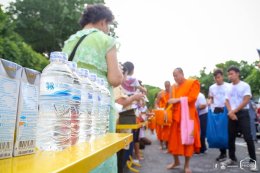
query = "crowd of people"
xmin=152 ymin=67 xmax=259 ymax=173
xmin=61 ymin=3 xmax=260 ymax=173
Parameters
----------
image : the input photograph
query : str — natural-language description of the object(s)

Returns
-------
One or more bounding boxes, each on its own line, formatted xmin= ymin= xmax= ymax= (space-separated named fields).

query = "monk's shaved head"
xmin=164 ymin=80 xmax=170 ymax=85
xmin=173 ymin=67 xmax=185 ymax=85
xmin=173 ymin=67 xmax=184 ymax=75
xmin=164 ymin=81 xmax=171 ymax=92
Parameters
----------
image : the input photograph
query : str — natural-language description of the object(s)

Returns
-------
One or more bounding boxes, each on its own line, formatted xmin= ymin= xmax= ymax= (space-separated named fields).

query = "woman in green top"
xmin=63 ymin=4 xmax=123 ymax=173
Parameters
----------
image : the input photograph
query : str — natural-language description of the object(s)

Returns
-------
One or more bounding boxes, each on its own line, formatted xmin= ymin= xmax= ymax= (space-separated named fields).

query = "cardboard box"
xmin=0 ymin=59 xmax=22 ymax=159
xmin=13 ymin=68 xmax=40 ymax=156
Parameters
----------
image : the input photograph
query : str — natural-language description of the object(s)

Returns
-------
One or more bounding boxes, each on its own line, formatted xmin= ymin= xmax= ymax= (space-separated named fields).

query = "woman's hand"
xmin=132 ymin=93 xmax=145 ymax=102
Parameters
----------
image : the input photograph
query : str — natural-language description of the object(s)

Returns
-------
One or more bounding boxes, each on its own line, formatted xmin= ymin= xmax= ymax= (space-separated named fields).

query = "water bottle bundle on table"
xmin=36 ymin=51 xmax=111 ymax=151
xmin=0 ymin=51 xmax=111 ymax=160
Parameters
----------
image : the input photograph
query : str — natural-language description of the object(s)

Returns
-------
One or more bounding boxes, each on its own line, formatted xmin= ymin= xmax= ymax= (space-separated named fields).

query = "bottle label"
xmin=72 ymin=88 xmax=81 ymax=101
xmin=40 ymin=76 xmax=72 ymax=97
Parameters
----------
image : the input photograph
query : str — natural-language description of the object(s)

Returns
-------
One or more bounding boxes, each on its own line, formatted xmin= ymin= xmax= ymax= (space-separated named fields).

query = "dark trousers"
xmin=199 ymin=113 xmax=208 ymax=153
xmin=117 ymin=149 xmax=125 ymax=173
xmin=214 ymin=107 xmax=227 ymax=155
xmin=228 ymin=110 xmax=256 ymax=161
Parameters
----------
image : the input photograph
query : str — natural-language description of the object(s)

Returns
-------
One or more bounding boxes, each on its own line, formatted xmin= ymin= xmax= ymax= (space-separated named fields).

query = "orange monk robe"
xmin=168 ymin=79 xmax=201 ymax=157
xmin=157 ymin=90 xmax=171 ymax=142
xmin=156 ymin=124 xmax=163 ymax=141
xmin=154 ymin=96 xmax=162 ymax=140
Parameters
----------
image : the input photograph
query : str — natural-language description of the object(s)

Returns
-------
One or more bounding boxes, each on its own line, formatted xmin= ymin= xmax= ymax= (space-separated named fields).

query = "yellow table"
xmin=0 ymin=133 xmax=133 ymax=173
xmin=116 ymin=122 xmax=147 ymax=173
xmin=116 ymin=122 xmax=147 ymax=130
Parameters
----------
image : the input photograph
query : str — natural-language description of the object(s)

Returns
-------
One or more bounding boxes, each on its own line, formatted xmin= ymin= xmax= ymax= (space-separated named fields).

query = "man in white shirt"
xmin=223 ymin=66 xmax=258 ymax=172
xmin=208 ymin=69 xmax=230 ymax=161
xmin=195 ymin=92 xmax=208 ymax=154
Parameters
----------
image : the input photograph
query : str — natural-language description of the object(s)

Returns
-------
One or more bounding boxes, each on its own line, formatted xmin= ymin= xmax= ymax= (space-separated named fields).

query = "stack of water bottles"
xmin=36 ymin=51 xmax=111 ymax=151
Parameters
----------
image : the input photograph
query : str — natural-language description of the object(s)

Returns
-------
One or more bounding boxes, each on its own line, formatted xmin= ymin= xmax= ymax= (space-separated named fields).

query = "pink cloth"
xmin=121 ymin=76 xmax=139 ymax=95
xmin=180 ymin=97 xmax=195 ymax=145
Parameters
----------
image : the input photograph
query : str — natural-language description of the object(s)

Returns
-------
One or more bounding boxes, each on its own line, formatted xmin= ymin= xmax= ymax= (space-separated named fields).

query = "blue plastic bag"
xmin=206 ymin=108 xmax=228 ymax=149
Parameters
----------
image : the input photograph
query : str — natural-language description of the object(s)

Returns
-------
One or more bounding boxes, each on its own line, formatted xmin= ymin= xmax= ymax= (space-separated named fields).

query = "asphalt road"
xmin=124 ymin=131 xmax=260 ymax=173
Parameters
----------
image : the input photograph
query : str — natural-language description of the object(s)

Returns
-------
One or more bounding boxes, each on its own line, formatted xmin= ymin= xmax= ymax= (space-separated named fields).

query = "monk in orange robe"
xmin=167 ymin=68 xmax=201 ymax=173
xmin=155 ymin=81 xmax=171 ymax=150
xmin=155 ymin=92 xmax=163 ymax=147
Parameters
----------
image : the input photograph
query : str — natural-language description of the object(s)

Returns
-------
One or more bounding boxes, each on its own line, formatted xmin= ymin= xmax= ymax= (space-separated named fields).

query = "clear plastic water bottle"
xmin=101 ymin=79 xmax=111 ymax=133
xmin=77 ymin=68 xmax=94 ymax=142
xmin=36 ymin=52 xmax=73 ymax=151
xmin=97 ymin=78 xmax=110 ymax=134
xmin=88 ymin=73 xmax=101 ymax=136
xmin=67 ymin=61 xmax=81 ymax=145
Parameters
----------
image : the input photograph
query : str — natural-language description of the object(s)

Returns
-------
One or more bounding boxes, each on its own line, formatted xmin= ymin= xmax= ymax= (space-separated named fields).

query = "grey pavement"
xmin=124 ymin=130 xmax=260 ymax=173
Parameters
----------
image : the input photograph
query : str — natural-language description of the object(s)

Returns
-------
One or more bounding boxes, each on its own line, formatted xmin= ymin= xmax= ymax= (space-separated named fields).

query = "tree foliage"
xmin=198 ymin=67 xmax=214 ymax=96
xmin=144 ymin=84 xmax=161 ymax=109
xmin=0 ymin=7 xmax=48 ymax=71
xmin=197 ymin=60 xmax=260 ymax=98
xmin=244 ymin=68 xmax=260 ymax=98
xmin=108 ymin=21 xmax=118 ymax=38
xmin=8 ymin=0 xmax=104 ymax=54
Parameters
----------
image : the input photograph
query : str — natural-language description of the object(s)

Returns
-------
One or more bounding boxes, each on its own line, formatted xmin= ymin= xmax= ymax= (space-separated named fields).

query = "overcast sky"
xmin=106 ymin=0 xmax=260 ymax=88
xmin=1 ymin=0 xmax=260 ymax=88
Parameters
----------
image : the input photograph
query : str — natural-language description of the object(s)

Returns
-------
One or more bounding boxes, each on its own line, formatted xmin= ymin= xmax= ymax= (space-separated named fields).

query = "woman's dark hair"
xmin=79 ymin=4 xmax=114 ymax=27
xmin=122 ymin=65 xmax=128 ymax=74
xmin=123 ymin=61 xmax=134 ymax=75
xmin=138 ymin=80 xmax=143 ymax=86
xmin=227 ymin=66 xmax=240 ymax=73
xmin=213 ymin=69 xmax=223 ymax=77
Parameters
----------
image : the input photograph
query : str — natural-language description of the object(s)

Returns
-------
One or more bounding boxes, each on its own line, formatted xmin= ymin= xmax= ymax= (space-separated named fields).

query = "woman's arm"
xmin=106 ymin=46 xmax=123 ymax=87
xmin=137 ymin=85 xmax=147 ymax=94
xmin=116 ymin=93 xmax=144 ymax=108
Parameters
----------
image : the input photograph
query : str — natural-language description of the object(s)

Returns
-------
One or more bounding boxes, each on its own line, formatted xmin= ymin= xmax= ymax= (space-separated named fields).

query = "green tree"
xmin=108 ymin=21 xmax=118 ymax=38
xmin=8 ymin=0 xmax=104 ymax=54
xmin=215 ymin=60 xmax=241 ymax=81
xmin=197 ymin=60 xmax=260 ymax=97
xmin=197 ymin=67 xmax=214 ymax=97
xmin=215 ymin=60 xmax=255 ymax=81
xmin=144 ymin=84 xmax=161 ymax=109
xmin=244 ymin=68 xmax=260 ymax=98
xmin=0 ymin=7 xmax=48 ymax=71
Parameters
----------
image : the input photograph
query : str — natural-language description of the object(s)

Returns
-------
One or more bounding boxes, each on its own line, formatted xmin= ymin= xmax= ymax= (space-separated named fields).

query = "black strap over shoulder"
xmin=68 ymin=30 xmax=97 ymax=61
xmin=68 ymin=35 xmax=88 ymax=61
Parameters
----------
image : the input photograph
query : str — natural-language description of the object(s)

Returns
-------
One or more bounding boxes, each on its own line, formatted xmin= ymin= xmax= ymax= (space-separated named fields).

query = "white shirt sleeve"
xmin=200 ymin=93 xmax=207 ymax=105
xmin=196 ymin=93 xmax=206 ymax=107
xmin=243 ymin=83 xmax=252 ymax=97
xmin=225 ymin=84 xmax=231 ymax=101
xmin=225 ymin=90 xmax=230 ymax=101
xmin=208 ymin=86 xmax=213 ymax=97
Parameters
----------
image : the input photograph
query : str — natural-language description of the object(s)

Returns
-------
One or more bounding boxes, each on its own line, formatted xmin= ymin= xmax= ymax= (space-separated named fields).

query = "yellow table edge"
xmin=116 ymin=122 xmax=147 ymax=130
xmin=0 ymin=133 xmax=133 ymax=173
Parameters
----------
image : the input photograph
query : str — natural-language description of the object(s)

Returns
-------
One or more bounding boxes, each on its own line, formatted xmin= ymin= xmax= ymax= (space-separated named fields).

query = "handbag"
xmin=206 ymin=107 xmax=228 ymax=149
